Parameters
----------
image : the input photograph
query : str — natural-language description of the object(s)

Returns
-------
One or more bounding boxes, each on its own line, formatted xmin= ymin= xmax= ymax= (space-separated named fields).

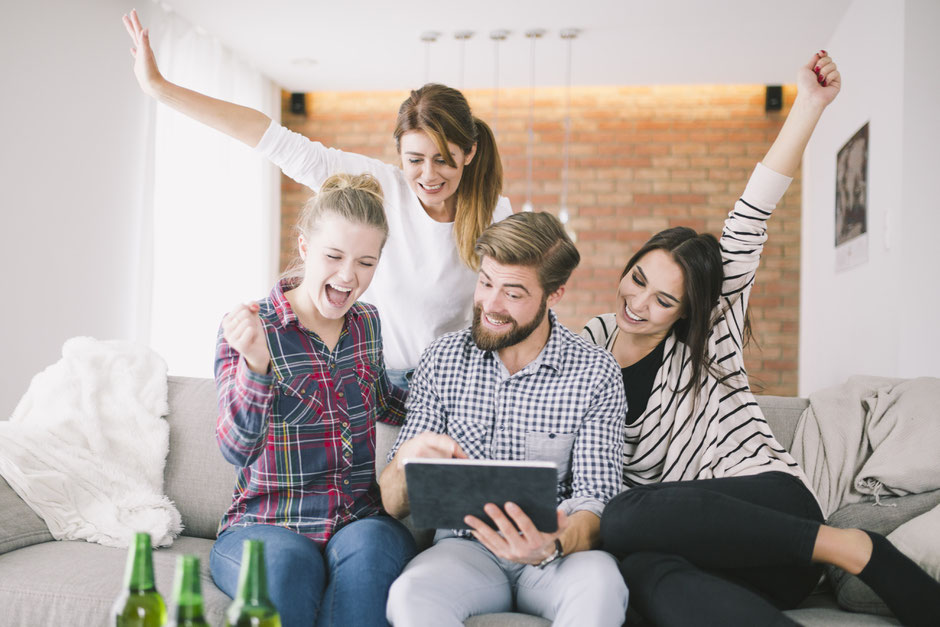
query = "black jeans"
xmin=600 ymin=472 xmax=825 ymax=627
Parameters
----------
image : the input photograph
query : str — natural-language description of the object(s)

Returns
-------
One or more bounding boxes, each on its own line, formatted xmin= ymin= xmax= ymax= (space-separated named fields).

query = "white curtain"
xmin=144 ymin=6 xmax=280 ymax=378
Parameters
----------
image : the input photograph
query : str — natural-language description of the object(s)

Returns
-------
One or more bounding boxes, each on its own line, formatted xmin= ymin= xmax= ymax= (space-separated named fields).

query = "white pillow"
xmin=887 ymin=503 xmax=940 ymax=581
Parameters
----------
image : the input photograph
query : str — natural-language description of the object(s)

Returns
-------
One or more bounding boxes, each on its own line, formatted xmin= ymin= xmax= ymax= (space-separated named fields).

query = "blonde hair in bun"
xmin=282 ymin=173 xmax=388 ymax=280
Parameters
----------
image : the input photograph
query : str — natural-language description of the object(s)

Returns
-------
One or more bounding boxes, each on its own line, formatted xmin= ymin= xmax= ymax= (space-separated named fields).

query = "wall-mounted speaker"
xmin=290 ymin=92 xmax=307 ymax=116
xmin=765 ymin=85 xmax=783 ymax=112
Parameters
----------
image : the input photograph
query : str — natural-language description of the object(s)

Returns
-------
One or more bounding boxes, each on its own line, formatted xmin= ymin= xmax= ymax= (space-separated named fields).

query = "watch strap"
xmin=536 ymin=538 xmax=564 ymax=569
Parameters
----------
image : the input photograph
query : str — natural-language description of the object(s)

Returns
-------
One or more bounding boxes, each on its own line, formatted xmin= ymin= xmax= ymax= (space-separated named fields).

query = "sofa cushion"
xmin=826 ymin=489 xmax=940 ymax=616
xmin=164 ymin=376 xmax=237 ymax=540
xmin=0 ymin=474 xmax=54 ymax=554
xmin=0 ymin=536 xmax=228 ymax=626
xmin=888 ymin=503 xmax=940 ymax=581
xmin=756 ymin=395 xmax=809 ymax=451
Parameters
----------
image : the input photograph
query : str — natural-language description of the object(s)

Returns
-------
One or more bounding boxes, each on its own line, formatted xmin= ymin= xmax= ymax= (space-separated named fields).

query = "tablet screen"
xmin=403 ymin=458 xmax=559 ymax=532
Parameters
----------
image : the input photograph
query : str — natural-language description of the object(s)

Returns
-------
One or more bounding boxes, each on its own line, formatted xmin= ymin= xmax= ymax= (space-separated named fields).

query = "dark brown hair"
xmin=395 ymin=84 xmax=503 ymax=268
xmin=621 ymin=226 xmax=750 ymax=394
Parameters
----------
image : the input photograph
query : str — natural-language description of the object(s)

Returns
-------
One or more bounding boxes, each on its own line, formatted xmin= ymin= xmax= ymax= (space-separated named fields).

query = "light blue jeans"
xmin=385 ymin=368 xmax=414 ymax=392
xmin=211 ymin=517 xmax=416 ymax=627
xmin=386 ymin=531 xmax=628 ymax=626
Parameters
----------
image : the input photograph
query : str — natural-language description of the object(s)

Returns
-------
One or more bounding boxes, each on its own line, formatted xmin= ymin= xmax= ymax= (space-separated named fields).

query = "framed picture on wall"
xmin=835 ymin=122 xmax=869 ymax=271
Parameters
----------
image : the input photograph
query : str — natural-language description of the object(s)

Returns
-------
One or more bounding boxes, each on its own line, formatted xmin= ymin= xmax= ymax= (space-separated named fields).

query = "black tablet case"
xmin=404 ymin=459 xmax=559 ymax=532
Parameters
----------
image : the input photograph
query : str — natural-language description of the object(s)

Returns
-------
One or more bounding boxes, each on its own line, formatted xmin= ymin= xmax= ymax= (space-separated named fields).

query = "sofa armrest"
xmin=0 ymin=473 xmax=54 ymax=554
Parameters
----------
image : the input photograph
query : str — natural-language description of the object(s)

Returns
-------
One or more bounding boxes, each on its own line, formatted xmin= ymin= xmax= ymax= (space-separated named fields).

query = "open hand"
xmin=465 ymin=502 xmax=569 ymax=565
xmin=222 ymin=302 xmax=270 ymax=374
xmin=122 ymin=9 xmax=165 ymax=97
xmin=798 ymin=50 xmax=841 ymax=108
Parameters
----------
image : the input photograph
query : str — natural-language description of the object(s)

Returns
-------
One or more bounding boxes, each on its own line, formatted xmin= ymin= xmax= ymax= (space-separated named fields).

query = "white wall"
xmin=0 ymin=0 xmax=152 ymax=417
xmin=799 ymin=0 xmax=940 ymax=394
xmin=897 ymin=0 xmax=940 ymax=377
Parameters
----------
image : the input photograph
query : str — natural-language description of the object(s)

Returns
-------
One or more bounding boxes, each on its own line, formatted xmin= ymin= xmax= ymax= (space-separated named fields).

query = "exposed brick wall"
xmin=280 ymin=84 xmax=800 ymax=395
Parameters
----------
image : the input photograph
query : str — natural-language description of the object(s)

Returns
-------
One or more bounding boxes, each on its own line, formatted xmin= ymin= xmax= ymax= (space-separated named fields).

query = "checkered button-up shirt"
xmin=215 ymin=279 xmax=406 ymax=545
xmin=389 ymin=310 xmax=625 ymax=518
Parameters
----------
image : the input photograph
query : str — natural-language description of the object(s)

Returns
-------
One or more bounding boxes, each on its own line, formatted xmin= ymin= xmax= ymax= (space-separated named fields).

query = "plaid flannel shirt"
xmin=215 ymin=279 xmax=405 ymax=545
xmin=389 ymin=310 xmax=625 ymax=521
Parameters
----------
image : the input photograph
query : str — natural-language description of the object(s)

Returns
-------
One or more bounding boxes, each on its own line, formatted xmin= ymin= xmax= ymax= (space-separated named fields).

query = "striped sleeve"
xmin=719 ymin=162 xmax=792 ymax=301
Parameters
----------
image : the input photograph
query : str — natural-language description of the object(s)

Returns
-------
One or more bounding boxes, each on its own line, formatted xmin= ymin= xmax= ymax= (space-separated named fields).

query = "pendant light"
xmin=454 ymin=31 xmax=474 ymax=89
xmin=559 ymin=28 xmax=579 ymax=231
xmin=523 ymin=29 xmax=545 ymax=212
xmin=420 ymin=31 xmax=441 ymax=84
xmin=489 ymin=29 xmax=509 ymax=139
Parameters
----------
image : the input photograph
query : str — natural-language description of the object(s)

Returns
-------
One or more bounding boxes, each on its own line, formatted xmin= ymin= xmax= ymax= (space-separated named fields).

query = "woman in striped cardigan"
xmin=583 ymin=53 xmax=940 ymax=626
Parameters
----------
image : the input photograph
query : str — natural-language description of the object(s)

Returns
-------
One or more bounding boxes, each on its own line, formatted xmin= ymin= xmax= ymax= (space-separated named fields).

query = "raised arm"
xmin=123 ymin=9 xmax=270 ymax=147
xmin=719 ymin=52 xmax=841 ymax=300
xmin=762 ymin=51 xmax=841 ymax=177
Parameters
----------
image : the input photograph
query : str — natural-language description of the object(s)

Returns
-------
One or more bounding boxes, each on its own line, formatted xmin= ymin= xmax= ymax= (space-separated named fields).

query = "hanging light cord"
xmin=525 ymin=32 xmax=539 ymax=211
xmin=561 ymin=35 xmax=572 ymax=218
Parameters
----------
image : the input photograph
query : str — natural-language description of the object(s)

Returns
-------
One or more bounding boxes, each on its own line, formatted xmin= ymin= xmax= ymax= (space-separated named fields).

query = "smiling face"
xmin=297 ymin=213 xmax=385 ymax=321
xmin=616 ymin=249 xmax=686 ymax=340
xmin=399 ymin=129 xmax=475 ymax=218
xmin=471 ymin=257 xmax=555 ymax=352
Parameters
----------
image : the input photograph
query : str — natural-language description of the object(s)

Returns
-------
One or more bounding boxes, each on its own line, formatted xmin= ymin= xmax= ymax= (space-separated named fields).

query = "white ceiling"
xmin=161 ymin=0 xmax=853 ymax=93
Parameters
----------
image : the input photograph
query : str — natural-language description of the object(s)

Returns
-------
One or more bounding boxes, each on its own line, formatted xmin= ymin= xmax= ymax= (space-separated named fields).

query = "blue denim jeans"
xmin=385 ymin=368 xmax=414 ymax=392
xmin=211 ymin=516 xmax=416 ymax=627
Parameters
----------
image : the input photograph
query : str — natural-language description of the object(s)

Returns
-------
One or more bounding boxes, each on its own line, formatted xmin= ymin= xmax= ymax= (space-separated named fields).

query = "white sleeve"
xmin=254 ymin=120 xmax=398 ymax=192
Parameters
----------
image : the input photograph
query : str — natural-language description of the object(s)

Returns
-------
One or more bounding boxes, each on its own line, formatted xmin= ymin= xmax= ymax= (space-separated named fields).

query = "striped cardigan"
xmin=582 ymin=163 xmax=814 ymax=498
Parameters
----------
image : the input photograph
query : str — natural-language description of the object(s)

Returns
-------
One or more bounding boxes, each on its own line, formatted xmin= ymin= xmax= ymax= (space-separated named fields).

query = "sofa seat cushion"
xmin=0 ymin=536 xmax=228 ymax=626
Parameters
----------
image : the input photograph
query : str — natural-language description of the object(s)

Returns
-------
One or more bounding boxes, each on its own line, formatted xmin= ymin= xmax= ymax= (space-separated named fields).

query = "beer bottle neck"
xmin=125 ymin=532 xmax=157 ymax=593
xmin=173 ymin=556 xmax=206 ymax=621
xmin=236 ymin=541 xmax=271 ymax=605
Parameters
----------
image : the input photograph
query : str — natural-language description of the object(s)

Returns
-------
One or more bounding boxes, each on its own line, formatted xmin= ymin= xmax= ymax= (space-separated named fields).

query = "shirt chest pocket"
xmin=275 ymin=374 xmax=327 ymax=428
xmin=525 ymin=431 xmax=576 ymax=483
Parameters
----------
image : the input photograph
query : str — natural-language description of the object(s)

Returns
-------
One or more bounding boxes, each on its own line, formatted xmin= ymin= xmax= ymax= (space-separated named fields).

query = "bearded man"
xmin=380 ymin=211 xmax=629 ymax=626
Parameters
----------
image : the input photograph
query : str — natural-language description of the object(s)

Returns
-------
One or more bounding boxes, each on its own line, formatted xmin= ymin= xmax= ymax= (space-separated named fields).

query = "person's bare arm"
xmin=123 ymin=9 xmax=270 ymax=147
xmin=762 ymin=51 xmax=841 ymax=178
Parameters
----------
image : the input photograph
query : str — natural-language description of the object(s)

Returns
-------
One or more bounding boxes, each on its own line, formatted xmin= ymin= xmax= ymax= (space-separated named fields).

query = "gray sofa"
xmin=0 ymin=375 xmax=909 ymax=625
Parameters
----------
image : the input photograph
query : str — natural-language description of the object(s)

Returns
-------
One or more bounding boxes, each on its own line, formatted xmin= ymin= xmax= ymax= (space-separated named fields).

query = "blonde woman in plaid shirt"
xmin=213 ymin=174 xmax=416 ymax=626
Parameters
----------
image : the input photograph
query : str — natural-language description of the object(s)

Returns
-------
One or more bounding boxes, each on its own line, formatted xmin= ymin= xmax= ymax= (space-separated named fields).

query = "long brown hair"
xmin=394 ymin=84 xmax=503 ymax=269
xmin=621 ymin=227 xmax=751 ymax=395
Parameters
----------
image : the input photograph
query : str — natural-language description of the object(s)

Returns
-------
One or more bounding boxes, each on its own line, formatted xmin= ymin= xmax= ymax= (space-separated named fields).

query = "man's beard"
xmin=471 ymin=297 xmax=547 ymax=352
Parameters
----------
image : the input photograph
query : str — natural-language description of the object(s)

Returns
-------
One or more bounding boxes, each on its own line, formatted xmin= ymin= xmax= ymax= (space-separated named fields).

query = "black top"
xmin=621 ymin=338 xmax=666 ymax=425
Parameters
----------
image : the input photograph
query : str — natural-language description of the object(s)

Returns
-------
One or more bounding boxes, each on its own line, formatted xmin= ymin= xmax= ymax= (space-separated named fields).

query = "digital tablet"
xmin=403 ymin=458 xmax=559 ymax=532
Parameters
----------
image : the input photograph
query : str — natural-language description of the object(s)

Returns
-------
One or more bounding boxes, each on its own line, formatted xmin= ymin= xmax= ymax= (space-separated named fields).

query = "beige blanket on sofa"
xmin=0 ymin=337 xmax=181 ymax=547
xmin=792 ymin=375 xmax=940 ymax=518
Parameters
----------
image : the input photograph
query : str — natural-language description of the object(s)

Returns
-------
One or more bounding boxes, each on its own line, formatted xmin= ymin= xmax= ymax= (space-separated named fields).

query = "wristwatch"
xmin=536 ymin=538 xmax=564 ymax=569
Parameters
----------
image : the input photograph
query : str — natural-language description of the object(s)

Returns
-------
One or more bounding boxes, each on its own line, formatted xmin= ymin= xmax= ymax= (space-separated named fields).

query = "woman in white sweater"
xmin=583 ymin=53 xmax=940 ymax=626
xmin=123 ymin=10 xmax=511 ymax=388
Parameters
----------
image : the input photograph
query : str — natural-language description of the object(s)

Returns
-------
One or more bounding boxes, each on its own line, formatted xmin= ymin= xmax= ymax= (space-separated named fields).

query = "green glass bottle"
xmin=112 ymin=531 xmax=168 ymax=627
xmin=169 ymin=555 xmax=209 ymax=627
xmin=224 ymin=540 xmax=281 ymax=627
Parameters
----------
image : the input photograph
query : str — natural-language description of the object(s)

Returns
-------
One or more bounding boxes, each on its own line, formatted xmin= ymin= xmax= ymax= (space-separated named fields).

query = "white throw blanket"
xmin=0 ymin=337 xmax=182 ymax=547
xmin=792 ymin=375 xmax=940 ymax=518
